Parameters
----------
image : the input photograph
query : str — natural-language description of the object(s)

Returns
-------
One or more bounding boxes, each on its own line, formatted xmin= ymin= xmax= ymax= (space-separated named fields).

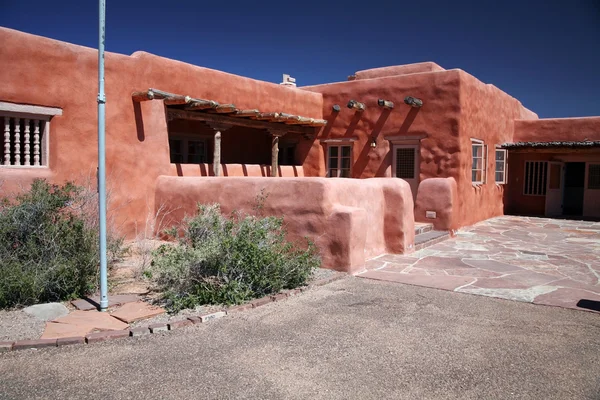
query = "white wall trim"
xmin=0 ymin=101 xmax=62 ymax=117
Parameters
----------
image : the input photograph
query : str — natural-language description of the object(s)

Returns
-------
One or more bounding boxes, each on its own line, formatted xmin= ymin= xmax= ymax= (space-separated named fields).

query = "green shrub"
xmin=148 ymin=204 xmax=320 ymax=311
xmin=0 ymin=179 xmax=123 ymax=308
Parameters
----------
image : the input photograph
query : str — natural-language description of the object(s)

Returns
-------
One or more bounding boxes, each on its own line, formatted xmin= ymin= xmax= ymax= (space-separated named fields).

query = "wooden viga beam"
xmin=131 ymin=88 xmax=185 ymax=103
xmin=252 ymin=112 xmax=280 ymax=121
xmin=377 ymin=99 xmax=394 ymax=109
xmin=212 ymin=104 xmax=237 ymax=113
xmin=230 ymin=109 xmax=260 ymax=118
xmin=185 ymin=99 xmax=219 ymax=110
xmin=347 ymin=100 xmax=366 ymax=111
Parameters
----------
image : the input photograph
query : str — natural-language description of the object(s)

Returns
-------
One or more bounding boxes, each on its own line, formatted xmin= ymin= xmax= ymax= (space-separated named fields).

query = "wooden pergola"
xmin=132 ymin=88 xmax=327 ymax=177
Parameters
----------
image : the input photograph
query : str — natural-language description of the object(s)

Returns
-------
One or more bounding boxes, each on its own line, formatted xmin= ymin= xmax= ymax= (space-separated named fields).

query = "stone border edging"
xmin=0 ymin=273 xmax=347 ymax=353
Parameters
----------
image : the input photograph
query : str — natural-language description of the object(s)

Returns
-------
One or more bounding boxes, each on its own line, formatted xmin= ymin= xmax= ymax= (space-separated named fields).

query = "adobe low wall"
xmin=414 ymin=177 xmax=458 ymax=231
xmin=155 ymin=177 xmax=415 ymax=273
xmin=169 ymin=164 xmax=305 ymax=178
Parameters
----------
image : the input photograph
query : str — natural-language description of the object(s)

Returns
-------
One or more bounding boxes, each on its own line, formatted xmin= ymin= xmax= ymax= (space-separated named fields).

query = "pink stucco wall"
xmin=514 ymin=117 xmax=600 ymax=142
xmin=155 ymin=177 xmax=415 ymax=273
xmin=353 ymin=62 xmax=446 ymax=80
xmin=0 ymin=28 xmax=323 ymax=237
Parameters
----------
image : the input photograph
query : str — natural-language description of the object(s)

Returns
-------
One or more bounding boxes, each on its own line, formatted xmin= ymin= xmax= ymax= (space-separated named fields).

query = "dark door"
xmin=563 ymin=162 xmax=585 ymax=216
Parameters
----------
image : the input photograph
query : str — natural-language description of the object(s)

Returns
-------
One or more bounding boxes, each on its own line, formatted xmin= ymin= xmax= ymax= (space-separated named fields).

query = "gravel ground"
xmin=0 ymin=309 xmax=46 ymax=341
xmin=1 ymin=278 xmax=599 ymax=399
xmin=0 ymin=268 xmax=342 ymax=340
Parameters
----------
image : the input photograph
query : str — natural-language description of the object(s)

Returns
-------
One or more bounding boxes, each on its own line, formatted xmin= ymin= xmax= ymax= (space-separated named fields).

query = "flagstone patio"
xmin=359 ymin=216 xmax=600 ymax=312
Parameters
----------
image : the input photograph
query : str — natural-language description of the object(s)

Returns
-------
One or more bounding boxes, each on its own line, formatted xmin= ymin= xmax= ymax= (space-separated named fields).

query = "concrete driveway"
xmin=361 ymin=216 xmax=600 ymax=312
xmin=1 ymin=278 xmax=599 ymax=400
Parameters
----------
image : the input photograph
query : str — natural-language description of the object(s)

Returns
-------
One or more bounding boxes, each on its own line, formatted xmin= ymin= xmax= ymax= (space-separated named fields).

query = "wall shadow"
xmin=133 ymin=100 xmax=145 ymax=142
xmin=397 ymin=107 xmax=420 ymax=135
xmin=353 ymin=109 xmax=391 ymax=177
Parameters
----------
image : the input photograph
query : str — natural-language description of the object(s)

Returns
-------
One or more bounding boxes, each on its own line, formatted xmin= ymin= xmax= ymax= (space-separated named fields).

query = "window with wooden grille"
xmin=169 ymin=136 xmax=208 ymax=164
xmin=0 ymin=102 xmax=60 ymax=167
xmin=588 ymin=164 xmax=600 ymax=190
xmin=394 ymin=147 xmax=416 ymax=179
xmin=523 ymin=161 xmax=548 ymax=196
xmin=495 ymin=149 xmax=507 ymax=184
xmin=327 ymin=145 xmax=352 ymax=178
xmin=471 ymin=139 xmax=486 ymax=184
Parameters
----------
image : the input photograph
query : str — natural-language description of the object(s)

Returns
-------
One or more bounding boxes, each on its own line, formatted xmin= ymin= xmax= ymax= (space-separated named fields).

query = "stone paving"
xmin=360 ymin=216 xmax=600 ymax=312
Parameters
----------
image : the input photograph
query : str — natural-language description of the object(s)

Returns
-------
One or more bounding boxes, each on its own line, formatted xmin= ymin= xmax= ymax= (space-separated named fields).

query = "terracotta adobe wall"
xmin=514 ymin=117 xmax=600 ymax=142
xmin=302 ymin=69 xmax=463 ymax=181
xmin=353 ymin=62 xmax=445 ymax=80
xmin=0 ymin=28 xmax=323 ymax=237
xmin=303 ymin=68 xmax=538 ymax=229
xmin=155 ymin=176 xmax=415 ymax=273
xmin=455 ymin=72 xmax=538 ymax=227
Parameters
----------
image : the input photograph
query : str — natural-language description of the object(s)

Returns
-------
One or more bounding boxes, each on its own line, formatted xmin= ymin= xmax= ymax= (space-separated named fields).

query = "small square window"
xmin=589 ymin=164 xmax=600 ymax=190
xmin=327 ymin=145 xmax=352 ymax=178
xmin=169 ymin=136 xmax=208 ymax=164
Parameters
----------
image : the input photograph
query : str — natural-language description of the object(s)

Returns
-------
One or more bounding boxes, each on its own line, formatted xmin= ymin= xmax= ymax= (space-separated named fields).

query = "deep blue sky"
xmin=1 ymin=0 xmax=599 ymax=118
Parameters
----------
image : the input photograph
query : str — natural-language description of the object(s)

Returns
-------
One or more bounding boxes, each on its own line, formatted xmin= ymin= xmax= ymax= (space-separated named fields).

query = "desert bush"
xmin=147 ymin=204 xmax=320 ymax=311
xmin=0 ymin=179 xmax=124 ymax=308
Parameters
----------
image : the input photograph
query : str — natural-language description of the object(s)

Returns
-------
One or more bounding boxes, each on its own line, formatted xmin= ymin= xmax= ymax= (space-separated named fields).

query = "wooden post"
xmin=213 ymin=131 xmax=222 ymax=177
xmin=206 ymin=122 xmax=231 ymax=177
xmin=33 ymin=120 xmax=40 ymax=166
xmin=269 ymin=130 xmax=286 ymax=177
xmin=271 ymin=135 xmax=279 ymax=177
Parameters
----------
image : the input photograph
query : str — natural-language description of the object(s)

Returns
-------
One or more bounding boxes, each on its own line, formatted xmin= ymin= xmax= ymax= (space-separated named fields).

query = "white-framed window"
xmin=169 ymin=135 xmax=209 ymax=164
xmin=327 ymin=145 xmax=352 ymax=178
xmin=0 ymin=102 xmax=61 ymax=168
xmin=523 ymin=161 xmax=548 ymax=196
xmin=495 ymin=148 xmax=507 ymax=184
xmin=588 ymin=164 xmax=600 ymax=190
xmin=471 ymin=139 xmax=486 ymax=184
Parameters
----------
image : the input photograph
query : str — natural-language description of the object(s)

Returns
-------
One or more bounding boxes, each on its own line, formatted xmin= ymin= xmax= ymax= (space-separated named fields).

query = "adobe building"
xmin=1 ymin=27 xmax=599 ymax=272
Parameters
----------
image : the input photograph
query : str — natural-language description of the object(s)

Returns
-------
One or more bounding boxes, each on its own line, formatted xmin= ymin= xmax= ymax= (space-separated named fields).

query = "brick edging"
xmin=1 ymin=273 xmax=347 ymax=353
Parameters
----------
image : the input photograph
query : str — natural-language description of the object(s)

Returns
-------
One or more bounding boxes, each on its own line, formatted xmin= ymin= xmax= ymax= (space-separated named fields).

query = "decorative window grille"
xmin=327 ymin=145 xmax=352 ymax=178
xmin=495 ymin=149 xmax=507 ymax=184
xmin=523 ymin=161 xmax=548 ymax=195
xmin=0 ymin=101 xmax=60 ymax=167
xmin=471 ymin=139 xmax=486 ymax=184
xmin=395 ymin=148 xmax=416 ymax=179
xmin=588 ymin=164 xmax=600 ymax=190
xmin=169 ymin=136 xmax=208 ymax=163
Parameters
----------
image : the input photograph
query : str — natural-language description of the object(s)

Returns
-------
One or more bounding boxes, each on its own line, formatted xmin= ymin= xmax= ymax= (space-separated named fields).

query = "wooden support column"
xmin=269 ymin=130 xmax=286 ymax=177
xmin=206 ymin=122 xmax=231 ymax=177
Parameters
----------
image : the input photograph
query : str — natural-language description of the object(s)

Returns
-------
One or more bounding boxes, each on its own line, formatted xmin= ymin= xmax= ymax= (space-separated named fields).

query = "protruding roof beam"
xmin=212 ymin=104 xmax=237 ymax=113
xmin=404 ymin=96 xmax=423 ymax=108
xmin=347 ymin=100 xmax=366 ymax=111
xmin=377 ymin=99 xmax=394 ymax=109
xmin=253 ymin=112 xmax=280 ymax=121
xmin=186 ymin=99 xmax=219 ymax=110
xmin=230 ymin=109 xmax=260 ymax=118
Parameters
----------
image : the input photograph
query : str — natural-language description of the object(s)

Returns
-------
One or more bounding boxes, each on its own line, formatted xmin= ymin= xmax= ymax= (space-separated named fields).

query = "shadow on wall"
xmin=133 ymin=100 xmax=145 ymax=142
xmin=354 ymin=108 xmax=392 ymax=177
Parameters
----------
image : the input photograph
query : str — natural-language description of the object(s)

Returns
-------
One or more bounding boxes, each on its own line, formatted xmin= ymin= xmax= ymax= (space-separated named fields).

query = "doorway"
xmin=563 ymin=162 xmax=585 ymax=216
xmin=392 ymin=144 xmax=420 ymax=201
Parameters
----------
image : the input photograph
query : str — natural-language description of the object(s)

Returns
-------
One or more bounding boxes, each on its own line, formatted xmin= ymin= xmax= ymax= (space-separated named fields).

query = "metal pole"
xmin=97 ymin=0 xmax=108 ymax=311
